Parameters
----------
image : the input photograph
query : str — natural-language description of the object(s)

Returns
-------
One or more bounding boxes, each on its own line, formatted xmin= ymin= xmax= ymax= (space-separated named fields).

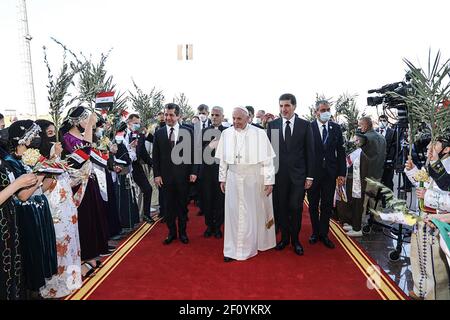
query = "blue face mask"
xmin=132 ymin=123 xmax=141 ymax=131
xmin=115 ymin=136 xmax=124 ymax=144
xmin=319 ymin=111 xmax=332 ymax=122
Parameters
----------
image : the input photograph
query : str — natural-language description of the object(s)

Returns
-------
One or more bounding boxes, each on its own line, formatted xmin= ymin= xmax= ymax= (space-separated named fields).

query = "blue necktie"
xmin=322 ymin=124 xmax=328 ymax=144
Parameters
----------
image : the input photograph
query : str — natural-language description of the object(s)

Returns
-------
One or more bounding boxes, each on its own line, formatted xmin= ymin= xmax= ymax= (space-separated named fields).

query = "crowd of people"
xmin=0 ymin=91 xmax=449 ymax=301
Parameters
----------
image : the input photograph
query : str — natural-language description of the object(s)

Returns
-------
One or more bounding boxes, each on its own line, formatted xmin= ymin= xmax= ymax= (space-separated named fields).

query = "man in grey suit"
xmin=346 ymin=116 xmax=386 ymax=236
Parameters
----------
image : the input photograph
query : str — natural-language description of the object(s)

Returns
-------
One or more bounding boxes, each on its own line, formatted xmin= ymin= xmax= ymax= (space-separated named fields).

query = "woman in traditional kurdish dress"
xmin=112 ymin=124 xmax=140 ymax=230
xmin=60 ymin=106 xmax=111 ymax=272
xmin=0 ymin=146 xmax=39 ymax=300
xmin=4 ymin=120 xmax=57 ymax=294
xmin=35 ymin=120 xmax=82 ymax=298
xmin=94 ymin=119 xmax=121 ymax=239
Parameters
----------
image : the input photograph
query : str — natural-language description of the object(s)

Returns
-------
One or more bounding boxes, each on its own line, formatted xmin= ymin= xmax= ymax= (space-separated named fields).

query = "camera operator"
xmin=376 ymin=115 xmax=397 ymax=206
xmin=404 ymin=134 xmax=450 ymax=300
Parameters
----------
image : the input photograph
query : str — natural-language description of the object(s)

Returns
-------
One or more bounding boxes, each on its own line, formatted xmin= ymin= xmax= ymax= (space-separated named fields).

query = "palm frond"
xmin=43 ymin=44 xmax=79 ymax=139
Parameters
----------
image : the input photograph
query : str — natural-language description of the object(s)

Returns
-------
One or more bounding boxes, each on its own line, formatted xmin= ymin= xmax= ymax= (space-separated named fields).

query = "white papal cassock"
xmin=215 ymin=124 xmax=276 ymax=260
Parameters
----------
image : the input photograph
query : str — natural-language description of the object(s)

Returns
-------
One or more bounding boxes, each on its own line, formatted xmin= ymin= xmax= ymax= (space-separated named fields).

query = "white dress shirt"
xmin=316 ymin=119 xmax=329 ymax=141
xmin=282 ymin=114 xmax=296 ymax=139
xmin=166 ymin=122 xmax=180 ymax=143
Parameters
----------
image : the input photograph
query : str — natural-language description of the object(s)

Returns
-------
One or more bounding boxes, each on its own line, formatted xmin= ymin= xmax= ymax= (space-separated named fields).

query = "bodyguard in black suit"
xmin=153 ymin=103 xmax=199 ymax=244
xmin=376 ymin=115 xmax=397 ymax=197
xmin=267 ymin=93 xmax=315 ymax=256
xmin=200 ymin=106 xmax=226 ymax=238
xmin=308 ymin=100 xmax=346 ymax=249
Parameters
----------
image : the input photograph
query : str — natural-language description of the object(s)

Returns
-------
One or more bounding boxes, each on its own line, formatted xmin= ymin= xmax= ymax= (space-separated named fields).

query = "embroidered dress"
xmin=40 ymin=172 xmax=82 ymax=298
xmin=63 ymin=133 xmax=109 ymax=260
xmin=4 ymin=155 xmax=57 ymax=292
xmin=0 ymin=160 xmax=23 ymax=300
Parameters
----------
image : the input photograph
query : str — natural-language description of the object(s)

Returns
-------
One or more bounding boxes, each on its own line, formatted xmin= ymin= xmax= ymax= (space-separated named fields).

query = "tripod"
xmin=362 ymin=123 xmax=412 ymax=261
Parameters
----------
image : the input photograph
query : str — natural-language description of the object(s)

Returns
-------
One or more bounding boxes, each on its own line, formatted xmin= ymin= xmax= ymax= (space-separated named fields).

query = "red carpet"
xmin=69 ymin=203 xmax=406 ymax=300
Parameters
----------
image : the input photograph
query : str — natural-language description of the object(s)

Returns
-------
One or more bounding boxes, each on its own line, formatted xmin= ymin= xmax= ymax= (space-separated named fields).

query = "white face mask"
xmin=115 ymin=136 xmax=124 ymax=144
xmin=255 ymin=118 xmax=262 ymax=124
xmin=380 ymin=121 xmax=388 ymax=128
xmin=319 ymin=111 xmax=332 ymax=122
xmin=198 ymin=114 xmax=207 ymax=122
xmin=95 ymin=128 xmax=104 ymax=138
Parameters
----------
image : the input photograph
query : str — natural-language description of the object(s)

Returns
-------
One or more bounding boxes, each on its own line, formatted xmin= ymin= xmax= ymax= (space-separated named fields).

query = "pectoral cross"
xmin=236 ymin=153 xmax=242 ymax=163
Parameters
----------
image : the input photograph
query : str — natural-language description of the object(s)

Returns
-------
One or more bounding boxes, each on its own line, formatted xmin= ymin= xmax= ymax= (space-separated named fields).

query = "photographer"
xmin=404 ymin=135 xmax=450 ymax=300
xmin=125 ymin=114 xmax=154 ymax=224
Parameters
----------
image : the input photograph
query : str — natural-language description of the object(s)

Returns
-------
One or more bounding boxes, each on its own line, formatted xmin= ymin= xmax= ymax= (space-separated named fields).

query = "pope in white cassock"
xmin=215 ymin=107 xmax=276 ymax=262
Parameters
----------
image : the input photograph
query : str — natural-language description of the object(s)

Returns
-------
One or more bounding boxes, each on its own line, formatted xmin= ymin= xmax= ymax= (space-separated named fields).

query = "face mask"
xmin=132 ymin=123 xmax=141 ymax=132
xmin=47 ymin=135 xmax=57 ymax=143
xmin=115 ymin=136 xmax=124 ymax=144
xmin=255 ymin=118 xmax=262 ymax=124
xmin=198 ymin=114 xmax=207 ymax=123
xmin=319 ymin=111 xmax=332 ymax=122
xmin=96 ymin=128 xmax=104 ymax=138
xmin=380 ymin=121 xmax=388 ymax=128
xmin=28 ymin=136 xmax=42 ymax=149
xmin=77 ymin=124 xmax=85 ymax=133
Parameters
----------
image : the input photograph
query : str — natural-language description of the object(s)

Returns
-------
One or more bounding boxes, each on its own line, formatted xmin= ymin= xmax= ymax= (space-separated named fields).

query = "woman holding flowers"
xmin=35 ymin=119 xmax=82 ymax=298
xmin=404 ymin=136 xmax=450 ymax=300
xmin=4 ymin=120 xmax=57 ymax=294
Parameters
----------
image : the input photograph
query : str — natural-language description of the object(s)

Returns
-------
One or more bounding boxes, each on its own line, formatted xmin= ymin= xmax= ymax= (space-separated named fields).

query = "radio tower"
xmin=17 ymin=0 xmax=37 ymax=119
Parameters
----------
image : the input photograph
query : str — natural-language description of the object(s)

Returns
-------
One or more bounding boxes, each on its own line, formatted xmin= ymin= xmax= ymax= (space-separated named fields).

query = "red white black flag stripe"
xmin=95 ymin=91 xmax=115 ymax=110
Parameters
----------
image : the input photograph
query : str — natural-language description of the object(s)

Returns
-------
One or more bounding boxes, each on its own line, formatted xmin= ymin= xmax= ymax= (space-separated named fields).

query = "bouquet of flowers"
xmin=414 ymin=168 xmax=430 ymax=212
xmin=365 ymin=177 xmax=422 ymax=226
xmin=22 ymin=148 xmax=69 ymax=175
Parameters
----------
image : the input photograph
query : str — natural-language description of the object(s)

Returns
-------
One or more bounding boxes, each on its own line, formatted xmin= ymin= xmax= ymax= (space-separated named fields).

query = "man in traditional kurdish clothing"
xmin=405 ymin=134 xmax=450 ymax=300
xmin=215 ymin=107 xmax=276 ymax=262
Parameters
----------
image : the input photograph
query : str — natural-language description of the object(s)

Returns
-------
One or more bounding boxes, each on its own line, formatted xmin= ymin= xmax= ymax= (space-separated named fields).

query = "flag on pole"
xmin=95 ymin=91 xmax=115 ymax=110
xmin=177 ymin=44 xmax=193 ymax=60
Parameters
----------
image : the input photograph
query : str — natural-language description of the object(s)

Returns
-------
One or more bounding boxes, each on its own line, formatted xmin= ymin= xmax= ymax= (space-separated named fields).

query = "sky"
xmin=1 ymin=0 xmax=450 ymax=120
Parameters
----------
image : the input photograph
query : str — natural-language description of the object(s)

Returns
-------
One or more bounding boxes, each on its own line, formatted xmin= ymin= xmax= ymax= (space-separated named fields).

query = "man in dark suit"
xmin=376 ymin=115 xmax=397 ymax=206
xmin=200 ymin=106 xmax=226 ymax=238
xmin=267 ymin=93 xmax=315 ymax=256
xmin=246 ymin=106 xmax=264 ymax=129
xmin=126 ymin=114 xmax=155 ymax=224
xmin=153 ymin=103 xmax=199 ymax=244
xmin=308 ymin=100 xmax=346 ymax=249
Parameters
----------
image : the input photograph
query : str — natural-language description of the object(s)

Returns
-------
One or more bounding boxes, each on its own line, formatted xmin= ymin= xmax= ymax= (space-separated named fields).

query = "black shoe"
xmin=214 ymin=229 xmax=223 ymax=239
xmin=163 ymin=234 xmax=177 ymax=245
xmin=224 ymin=257 xmax=235 ymax=262
xmin=275 ymin=241 xmax=289 ymax=250
xmin=320 ymin=236 xmax=335 ymax=249
xmin=180 ymin=234 xmax=189 ymax=244
xmin=204 ymin=228 xmax=213 ymax=238
xmin=293 ymin=243 xmax=304 ymax=256
xmin=309 ymin=234 xmax=319 ymax=244
xmin=143 ymin=216 xmax=155 ymax=224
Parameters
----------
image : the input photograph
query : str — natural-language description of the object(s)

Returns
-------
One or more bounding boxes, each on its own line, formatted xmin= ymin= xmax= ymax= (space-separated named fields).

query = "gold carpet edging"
xmin=65 ymin=222 xmax=148 ymax=300
xmin=66 ymin=220 xmax=159 ymax=300
xmin=330 ymin=220 xmax=406 ymax=300
xmin=304 ymin=198 xmax=405 ymax=300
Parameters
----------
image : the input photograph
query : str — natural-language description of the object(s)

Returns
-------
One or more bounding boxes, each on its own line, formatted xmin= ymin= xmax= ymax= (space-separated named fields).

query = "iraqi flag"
xmin=95 ymin=91 xmax=115 ymax=110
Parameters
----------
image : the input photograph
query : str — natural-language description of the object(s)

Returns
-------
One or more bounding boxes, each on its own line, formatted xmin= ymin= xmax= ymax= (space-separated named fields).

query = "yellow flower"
xmin=22 ymin=148 xmax=41 ymax=167
xmin=414 ymin=169 xmax=429 ymax=183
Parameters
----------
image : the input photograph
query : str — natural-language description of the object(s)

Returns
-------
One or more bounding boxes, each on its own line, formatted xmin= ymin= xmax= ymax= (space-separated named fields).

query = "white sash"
xmin=350 ymin=149 xmax=362 ymax=199
xmin=92 ymin=163 xmax=108 ymax=202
